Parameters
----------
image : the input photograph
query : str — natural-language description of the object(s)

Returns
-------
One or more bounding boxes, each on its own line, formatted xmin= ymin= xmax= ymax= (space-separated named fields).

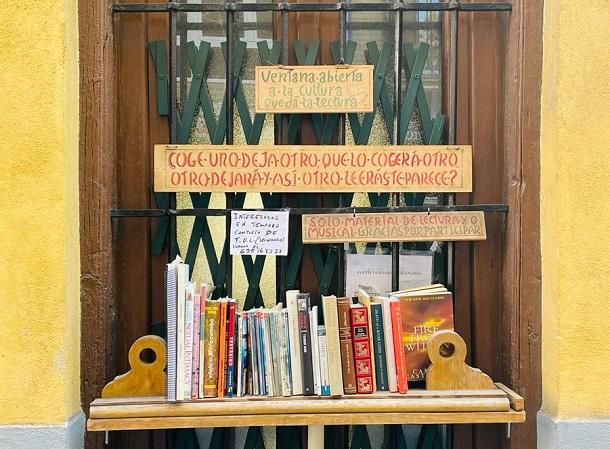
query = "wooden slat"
xmin=501 ymin=0 xmax=544 ymax=448
xmin=91 ymin=395 xmax=510 ymax=420
xmin=88 ymin=410 xmax=525 ymax=431
xmin=78 ymin=1 xmax=116 ymax=449
xmin=495 ymin=383 xmax=524 ymax=412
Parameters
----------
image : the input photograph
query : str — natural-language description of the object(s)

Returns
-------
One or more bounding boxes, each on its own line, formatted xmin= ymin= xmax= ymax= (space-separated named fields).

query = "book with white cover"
xmin=318 ymin=326 xmax=330 ymax=396
xmin=165 ymin=257 xmax=180 ymax=402
xmin=285 ymin=290 xmax=303 ymax=395
xmin=175 ymin=260 xmax=190 ymax=400
xmin=321 ymin=295 xmax=343 ymax=396
xmin=310 ymin=306 xmax=321 ymax=395
xmin=183 ymin=282 xmax=195 ymax=397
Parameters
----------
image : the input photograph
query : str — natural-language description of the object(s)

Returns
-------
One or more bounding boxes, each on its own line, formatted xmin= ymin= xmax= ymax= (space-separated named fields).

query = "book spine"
xmin=350 ymin=305 xmax=374 ymax=394
xmin=216 ymin=300 xmax=227 ymax=397
xmin=165 ymin=265 xmax=177 ymax=402
xmin=318 ymin=326 xmax=330 ymax=396
xmin=202 ymin=301 xmax=220 ymax=397
xmin=248 ymin=310 xmax=258 ymax=396
xmin=370 ymin=303 xmax=389 ymax=391
xmin=191 ymin=292 xmax=201 ymax=399
xmin=310 ymin=307 xmax=321 ymax=395
xmin=321 ymin=295 xmax=343 ymax=396
xmin=257 ymin=311 xmax=267 ymax=396
xmin=226 ymin=300 xmax=237 ymax=398
xmin=183 ymin=284 xmax=195 ymax=398
xmin=279 ymin=310 xmax=291 ymax=396
xmin=239 ymin=313 xmax=249 ymax=397
xmin=236 ymin=314 xmax=243 ymax=397
xmin=337 ymin=297 xmax=357 ymax=394
xmin=284 ymin=309 xmax=293 ymax=395
xmin=175 ymin=264 xmax=189 ymax=400
xmin=298 ymin=294 xmax=314 ymax=396
xmin=270 ymin=312 xmax=282 ymax=396
xmin=390 ymin=300 xmax=408 ymax=394
xmin=198 ymin=286 xmax=206 ymax=398
xmin=382 ymin=299 xmax=398 ymax=392
xmin=286 ymin=290 xmax=303 ymax=395
xmin=262 ymin=311 xmax=275 ymax=397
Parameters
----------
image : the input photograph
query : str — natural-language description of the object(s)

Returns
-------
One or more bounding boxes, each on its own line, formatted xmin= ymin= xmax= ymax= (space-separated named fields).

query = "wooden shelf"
xmin=87 ymin=384 xmax=525 ymax=431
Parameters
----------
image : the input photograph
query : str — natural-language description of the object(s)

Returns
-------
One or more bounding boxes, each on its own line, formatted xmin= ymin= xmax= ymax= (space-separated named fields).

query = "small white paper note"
xmin=230 ymin=210 xmax=289 ymax=256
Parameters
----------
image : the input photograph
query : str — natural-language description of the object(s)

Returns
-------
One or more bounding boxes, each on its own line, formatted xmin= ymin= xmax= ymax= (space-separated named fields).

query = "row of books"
xmin=165 ymin=257 xmax=454 ymax=401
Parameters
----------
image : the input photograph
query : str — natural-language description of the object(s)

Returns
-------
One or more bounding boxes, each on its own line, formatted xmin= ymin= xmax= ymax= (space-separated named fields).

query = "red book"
xmin=349 ymin=304 xmax=374 ymax=394
xmin=226 ymin=300 xmax=237 ymax=397
xmin=216 ymin=299 xmax=228 ymax=397
xmin=390 ymin=299 xmax=408 ymax=393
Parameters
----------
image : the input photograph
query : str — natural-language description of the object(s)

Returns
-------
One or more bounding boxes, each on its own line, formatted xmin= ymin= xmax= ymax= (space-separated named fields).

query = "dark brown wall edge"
xmin=502 ymin=0 xmax=543 ymax=448
xmin=78 ymin=1 xmax=116 ymax=449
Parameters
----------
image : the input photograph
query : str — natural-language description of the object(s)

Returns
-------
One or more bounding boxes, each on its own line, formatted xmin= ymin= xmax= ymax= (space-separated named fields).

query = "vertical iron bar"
xmin=391 ymin=8 xmax=403 ymax=292
xmin=169 ymin=9 xmax=178 ymax=260
xmin=336 ymin=8 xmax=347 ymax=296
xmin=279 ymin=9 xmax=289 ymax=304
xmin=225 ymin=9 xmax=235 ymax=297
xmin=446 ymin=10 xmax=457 ymax=290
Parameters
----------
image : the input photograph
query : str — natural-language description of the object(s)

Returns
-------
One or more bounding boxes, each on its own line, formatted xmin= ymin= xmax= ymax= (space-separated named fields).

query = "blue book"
xmin=370 ymin=303 xmax=389 ymax=391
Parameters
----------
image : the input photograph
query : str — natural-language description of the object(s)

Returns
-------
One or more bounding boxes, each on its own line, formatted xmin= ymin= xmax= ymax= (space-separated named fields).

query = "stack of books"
xmin=166 ymin=257 xmax=454 ymax=401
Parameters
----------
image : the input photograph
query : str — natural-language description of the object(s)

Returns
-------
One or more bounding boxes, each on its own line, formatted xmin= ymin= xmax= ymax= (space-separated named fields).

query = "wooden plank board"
xmin=153 ymin=144 xmax=473 ymax=193
xmin=254 ymin=65 xmax=374 ymax=113
xmin=87 ymin=410 xmax=525 ymax=431
xmin=90 ymin=396 xmax=510 ymax=419
xmin=302 ymin=211 xmax=486 ymax=243
xmin=495 ymin=383 xmax=525 ymax=412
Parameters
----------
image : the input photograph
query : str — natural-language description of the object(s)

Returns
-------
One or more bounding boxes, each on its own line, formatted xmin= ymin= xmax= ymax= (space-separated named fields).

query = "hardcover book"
xmin=337 ymin=296 xmax=357 ymax=394
xmin=191 ymin=292 xmax=201 ymax=399
xmin=202 ymin=299 xmax=220 ymax=397
xmin=395 ymin=288 xmax=454 ymax=381
xmin=390 ymin=299 xmax=408 ymax=393
xmin=370 ymin=302 xmax=389 ymax=391
xmin=321 ymin=295 xmax=344 ymax=396
xmin=297 ymin=293 xmax=314 ymax=396
xmin=286 ymin=290 xmax=303 ymax=395
xmin=350 ymin=304 xmax=374 ymax=394
xmin=226 ymin=299 xmax=237 ymax=397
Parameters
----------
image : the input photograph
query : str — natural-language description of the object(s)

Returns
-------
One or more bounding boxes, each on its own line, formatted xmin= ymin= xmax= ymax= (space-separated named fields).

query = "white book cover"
xmin=310 ymin=307 xmax=321 ymax=395
xmin=278 ymin=310 xmax=291 ymax=396
xmin=183 ymin=282 xmax=195 ymax=397
xmin=165 ymin=258 xmax=180 ymax=402
xmin=376 ymin=296 xmax=397 ymax=392
xmin=270 ymin=311 xmax=283 ymax=396
xmin=191 ymin=292 xmax=201 ymax=399
xmin=318 ymin=326 xmax=330 ymax=396
xmin=321 ymin=295 xmax=343 ymax=396
xmin=286 ymin=290 xmax=303 ymax=395
xmin=175 ymin=261 xmax=189 ymax=400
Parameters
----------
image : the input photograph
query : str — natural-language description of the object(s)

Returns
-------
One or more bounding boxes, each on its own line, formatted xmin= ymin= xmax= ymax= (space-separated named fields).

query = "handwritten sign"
xmin=255 ymin=65 xmax=374 ymax=113
xmin=230 ymin=210 xmax=289 ymax=256
xmin=154 ymin=144 xmax=472 ymax=193
xmin=302 ymin=211 xmax=486 ymax=243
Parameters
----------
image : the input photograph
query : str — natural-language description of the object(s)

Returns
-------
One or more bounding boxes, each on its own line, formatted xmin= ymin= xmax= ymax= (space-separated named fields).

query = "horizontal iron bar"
xmin=111 ymin=203 xmax=509 ymax=218
xmin=112 ymin=2 xmax=512 ymax=14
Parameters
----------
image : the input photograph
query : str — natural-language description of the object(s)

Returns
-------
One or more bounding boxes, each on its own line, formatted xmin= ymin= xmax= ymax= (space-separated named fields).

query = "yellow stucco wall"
xmin=541 ymin=0 xmax=610 ymax=418
xmin=0 ymin=1 xmax=80 ymax=424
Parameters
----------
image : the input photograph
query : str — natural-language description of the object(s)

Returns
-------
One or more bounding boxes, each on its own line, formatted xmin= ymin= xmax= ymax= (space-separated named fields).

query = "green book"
xmin=370 ymin=303 xmax=389 ymax=391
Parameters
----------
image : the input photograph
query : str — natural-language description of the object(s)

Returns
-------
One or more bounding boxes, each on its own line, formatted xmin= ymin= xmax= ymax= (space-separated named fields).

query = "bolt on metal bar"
xmin=113 ymin=2 xmax=512 ymax=13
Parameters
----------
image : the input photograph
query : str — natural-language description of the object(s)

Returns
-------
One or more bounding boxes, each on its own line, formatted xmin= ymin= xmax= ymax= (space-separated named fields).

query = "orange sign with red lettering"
xmin=153 ymin=144 xmax=472 ymax=193
xmin=302 ymin=211 xmax=487 ymax=243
